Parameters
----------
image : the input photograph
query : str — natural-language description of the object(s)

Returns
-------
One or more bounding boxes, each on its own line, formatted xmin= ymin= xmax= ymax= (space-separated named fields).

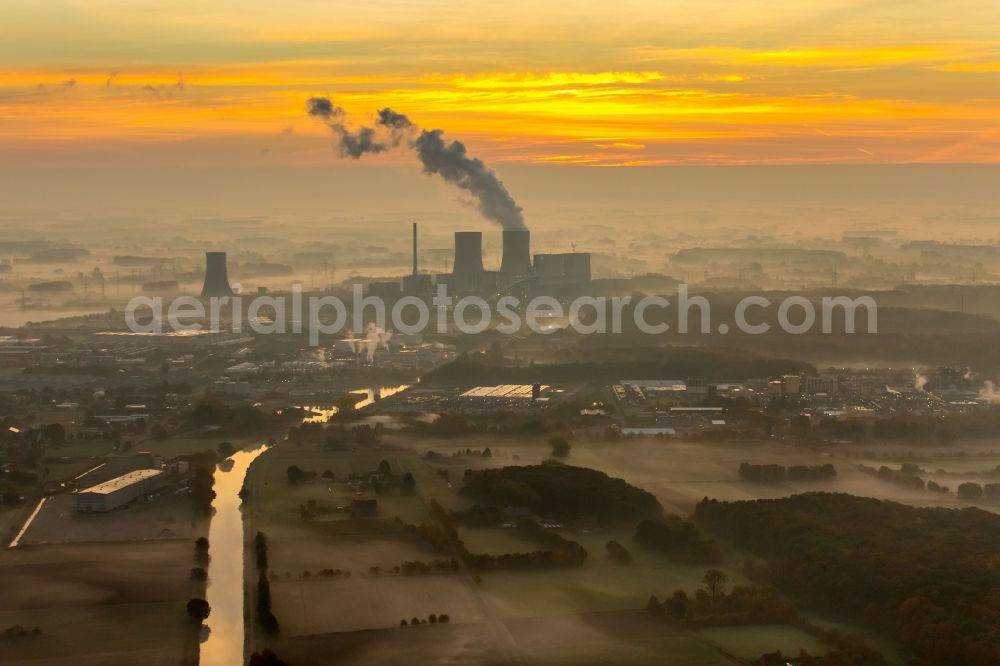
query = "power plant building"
xmin=533 ymin=252 xmax=592 ymax=286
xmin=75 ymin=469 xmax=167 ymax=512
xmin=402 ymin=224 xmax=592 ymax=297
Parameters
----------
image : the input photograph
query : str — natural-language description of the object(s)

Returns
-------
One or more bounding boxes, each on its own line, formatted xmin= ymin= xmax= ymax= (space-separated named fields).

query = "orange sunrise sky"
xmin=2 ymin=0 xmax=999 ymax=170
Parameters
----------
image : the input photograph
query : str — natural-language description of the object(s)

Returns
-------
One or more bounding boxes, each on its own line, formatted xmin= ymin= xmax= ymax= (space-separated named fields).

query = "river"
xmin=198 ymin=444 xmax=268 ymax=666
xmin=300 ymin=383 xmax=411 ymax=423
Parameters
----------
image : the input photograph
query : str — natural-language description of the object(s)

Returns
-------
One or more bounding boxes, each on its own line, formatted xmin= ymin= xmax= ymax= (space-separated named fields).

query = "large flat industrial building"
xmin=75 ymin=469 xmax=166 ymax=512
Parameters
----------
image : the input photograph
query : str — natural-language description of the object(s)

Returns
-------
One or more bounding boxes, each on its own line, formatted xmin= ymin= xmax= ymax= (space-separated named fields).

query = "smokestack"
xmin=201 ymin=252 xmax=233 ymax=298
xmin=412 ymin=222 xmax=418 ymax=276
xmin=500 ymin=230 xmax=531 ymax=283
xmin=452 ymin=232 xmax=484 ymax=293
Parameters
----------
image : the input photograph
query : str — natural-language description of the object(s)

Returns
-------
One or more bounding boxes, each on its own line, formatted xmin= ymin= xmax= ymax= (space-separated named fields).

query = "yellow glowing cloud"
xmin=2 ymin=37 xmax=1000 ymax=165
xmin=424 ymin=72 xmax=666 ymax=88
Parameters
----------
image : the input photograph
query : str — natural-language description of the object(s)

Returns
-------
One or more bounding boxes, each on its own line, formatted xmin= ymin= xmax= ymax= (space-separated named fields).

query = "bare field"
xmin=0 ymin=602 xmax=189 ymax=665
xmin=271 ymin=575 xmax=486 ymax=635
xmin=458 ymin=526 xmax=540 ymax=555
xmin=264 ymin=519 xmax=440 ymax=575
xmin=505 ymin=610 xmax=734 ymax=665
xmin=0 ymin=540 xmax=195 ymax=665
xmin=269 ymin=622 xmax=514 ymax=665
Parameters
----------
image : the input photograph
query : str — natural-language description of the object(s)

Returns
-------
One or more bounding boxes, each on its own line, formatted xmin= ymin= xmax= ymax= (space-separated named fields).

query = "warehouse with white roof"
xmin=75 ymin=469 xmax=166 ymax=512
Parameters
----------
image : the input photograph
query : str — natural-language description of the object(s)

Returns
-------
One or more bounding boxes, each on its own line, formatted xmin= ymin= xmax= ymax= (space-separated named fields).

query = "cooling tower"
xmin=452 ymin=231 xmax=484 ymax=292
xmin=500 ymin=229 xmax=531 ymax=283
xmin=201 ymin=251 xmax=234 ymax=298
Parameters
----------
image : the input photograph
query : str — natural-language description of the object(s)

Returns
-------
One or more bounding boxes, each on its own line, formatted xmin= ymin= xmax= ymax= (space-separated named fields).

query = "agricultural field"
xmin=251 ymin=443 xmax=485 ymax=639
xmin=246 ymin=433 xmax=909 ymax=664
xmin=478 ymin=526 xmax=747 ymax=619
xmin=504 ymin=611 xmax=733 ymax=666
xmin=696 ymin=624 xmax=829 ymax=660
xmin=246 ymin=438 xmax=747 ymax=663
xmin=273 ymin=576 xmax=486 ymax=635
xmin=402 ymin=433 xmax=999 ymax=515
xmin=0 ymin=540 xmax=195 ymax=665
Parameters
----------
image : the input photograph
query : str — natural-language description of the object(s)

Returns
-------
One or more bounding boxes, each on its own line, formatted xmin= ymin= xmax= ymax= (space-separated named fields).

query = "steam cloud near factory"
xmin=306 ymin=97 xmax=526 ymax=231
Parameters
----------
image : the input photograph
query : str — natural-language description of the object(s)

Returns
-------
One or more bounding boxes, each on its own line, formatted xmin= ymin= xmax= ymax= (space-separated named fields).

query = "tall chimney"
xmin=412 ymin=222 xmax=418 ymax=276
xmin=201 ymin=251 xmax=234 ymax=298
xmin=500 ymin=229 xmax=531 ymax=283
xmin=452 ymin=231 xmax=484 ymax=293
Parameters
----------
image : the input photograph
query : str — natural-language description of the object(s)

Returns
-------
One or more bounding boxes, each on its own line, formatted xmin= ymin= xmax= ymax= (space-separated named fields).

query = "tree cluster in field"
xmin=651 ymin=569 xmax=798 ymax=627
xmin=186 ymin=598 xmax=210 ymax=623
xmin=605 ymin=540 xmax=632 ymax=564
xmin=424 ymin=447 xmax=493 ymax=461
xmin=3 ymin=625 xmax=42 ymax=639
xmin=193 ymin=536 xmax=210 ymax=566
xmin=189 ymin=397 xmax=299 ymax=437
xmin=254 ymin=531 xmax=268 ymax=570
xmin=370 ymin=559 xmax=462 ymax=576
xmin=460 ymin=463 xmax=662 ymax=522
xmin=253 ymin=531 xmax=279 ymax=635
xmin=399 ymin=501 xmax=588 ymax=572
xmin=956 ymin=481 xmax=1000 ymax=501
xmin=191 ymin=463 xmax=216 ymax=515
xmin=739 ymin=463 xmax=837 ymax=483
xmin=248 ymin=649 xmax=288 ymax=666
xmin=857 ymin=464 xmax=929 ymax=491
xmin=187 ymin=536 xmax=211 ymax=653
xmin=256 ymin=574 xmax=279 ymax=635
xmin=287 ymin=460 xmax=415 ymax=498
xmin=649 ymin=570 xmax=891 ymax=665
xmin=633 ymin=516 xmax=721 ymax=563
xmin=275 ymin=568 xmax=351 ymax=580
xmin=451 ymin=504 xmax=503 ymax=527
xmin=548 ymin=436 xmax=571 ymax=458
xmin=399 ymin=614 xmax=450 ymax=627
xmin=414 ymin=413 xmax=473 ymax=438
xmin=695 ymin=492 xmax=1000 ymax=666
xmin=285 ymin=464 xmax=316 ymax=485
xmin=285 ymin=418 xmax=380 ymax=448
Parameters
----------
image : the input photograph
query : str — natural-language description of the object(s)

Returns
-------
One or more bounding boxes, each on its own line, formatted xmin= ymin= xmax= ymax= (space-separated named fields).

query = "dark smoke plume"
xmin=306 ymin=97 xmax=525 ymax=230
xmin=307 ymin=97 xmax=391 ymax=159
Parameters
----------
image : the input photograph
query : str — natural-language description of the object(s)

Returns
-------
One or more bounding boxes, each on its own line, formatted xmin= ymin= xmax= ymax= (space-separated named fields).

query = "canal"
xmin=198 ymin=444 xmax=268 ymax=666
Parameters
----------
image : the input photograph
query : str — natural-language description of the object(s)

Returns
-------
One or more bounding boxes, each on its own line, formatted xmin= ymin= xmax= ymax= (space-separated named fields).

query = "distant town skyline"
xmin=2 ymin=0 xmax=1000 ymax=169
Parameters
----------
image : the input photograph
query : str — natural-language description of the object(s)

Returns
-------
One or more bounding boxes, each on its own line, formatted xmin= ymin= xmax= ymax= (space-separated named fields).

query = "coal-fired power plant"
xmin=451 ymin=231 xmax=485 ymax=293
xmin=376 ymin=223 xmax=591 ymax=298
xmin=201 ymin=251 xmax=234 ymax=298
xmin=500 ymin=230 xmax=532 ymax=284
